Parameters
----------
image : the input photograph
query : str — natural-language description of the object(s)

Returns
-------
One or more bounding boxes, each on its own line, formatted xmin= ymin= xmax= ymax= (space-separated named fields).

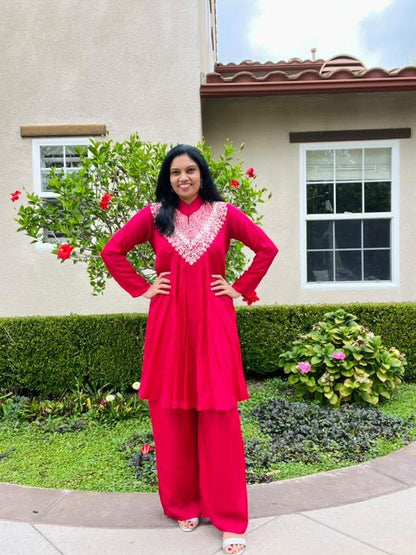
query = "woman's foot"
xmin=178 ymin=517 xmax=200 ymax=532
xmin=222 ymin=532 xmax=246 ymax=554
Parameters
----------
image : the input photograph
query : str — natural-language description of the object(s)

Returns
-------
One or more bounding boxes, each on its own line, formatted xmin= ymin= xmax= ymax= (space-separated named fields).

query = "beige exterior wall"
xmin=1 ymin=0 xmax=215 ymax=316
xmin=203 ymin=92 xmax=416 ymax=305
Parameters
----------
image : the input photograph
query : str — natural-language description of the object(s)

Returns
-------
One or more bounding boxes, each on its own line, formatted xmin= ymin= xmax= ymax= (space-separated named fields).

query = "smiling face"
xmin=169 ymin=154 xmax=202 ymax=204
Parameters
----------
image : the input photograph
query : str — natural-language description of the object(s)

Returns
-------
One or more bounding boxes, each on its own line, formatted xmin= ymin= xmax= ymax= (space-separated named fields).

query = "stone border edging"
xmin=0 ymin=442 xmax=415 ymax=529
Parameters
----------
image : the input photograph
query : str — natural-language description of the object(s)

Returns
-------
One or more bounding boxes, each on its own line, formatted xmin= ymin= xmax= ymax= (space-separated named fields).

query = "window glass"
xmin=363 ymin=220 xmax=390 ymax=248
xmin=307 ymin=221 xmax=333 ymax=250
xmin=364 ymin=181 xmax=391 ymax=212
xmin=336 ymin=182 xmax=362 ymax=213
xmin=335 ymin=220 xmax=361 ymax=249
xmin=306 ymin=150 xmax=334 ymax=182
xmin=364 ymin=250 xmax=391 ymax=280
xmin=364 ymin=148 xmax=391 ymax=180
xmin=307 ymin=251 xmax=333 ymax=282
xmin=307 ymin=183 xmax=333 ymax=214
xmin=40 ymin=145 xmax=64 ymax=169
xmin=335 ymin=149 xmax=362 ymax=181
xmin=65 ymin=145 xmax=87 ymax=168
xmin=335 ymin=251 xmax=362 ymax=281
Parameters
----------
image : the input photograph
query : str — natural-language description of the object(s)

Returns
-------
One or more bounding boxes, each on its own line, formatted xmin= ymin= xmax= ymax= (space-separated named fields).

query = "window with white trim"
xmin=300 ymin=141 xmax=399 ymax=287
xmin=32 ymin=138 xmax=90 ymax=242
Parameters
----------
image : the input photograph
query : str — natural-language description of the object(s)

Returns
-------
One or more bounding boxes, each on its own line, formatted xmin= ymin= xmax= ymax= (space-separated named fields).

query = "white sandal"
xmin=178 ymin=517 xmax=200 ymax=532
xmin=223 ymin=537 xmax=247 ymax=554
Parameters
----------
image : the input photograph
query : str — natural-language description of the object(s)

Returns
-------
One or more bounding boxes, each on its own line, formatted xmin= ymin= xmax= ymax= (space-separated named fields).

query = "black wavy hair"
xmin=155 ymin=144 xmax=224 ymax=236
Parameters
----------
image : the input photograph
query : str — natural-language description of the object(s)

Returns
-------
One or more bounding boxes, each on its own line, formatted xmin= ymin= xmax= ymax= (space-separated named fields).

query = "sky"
xmin=217 ymin=0 xmax=416 ymax=69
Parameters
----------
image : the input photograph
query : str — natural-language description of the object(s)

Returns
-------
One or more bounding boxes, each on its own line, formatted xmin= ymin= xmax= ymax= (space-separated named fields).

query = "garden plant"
xmin=279 ymin=309 xmax=406 ymax=407
xmin=12 ymin=134 xmax=270 ymax=295
xmin=0 ymin=378 xmax=415 ymax=491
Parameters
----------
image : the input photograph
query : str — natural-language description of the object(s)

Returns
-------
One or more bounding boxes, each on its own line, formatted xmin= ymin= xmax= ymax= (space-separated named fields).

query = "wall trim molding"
xmin=20 ymin=124 xmax=107 ymax=138
xmin=289 ymin=128 xmax=411 ymax=143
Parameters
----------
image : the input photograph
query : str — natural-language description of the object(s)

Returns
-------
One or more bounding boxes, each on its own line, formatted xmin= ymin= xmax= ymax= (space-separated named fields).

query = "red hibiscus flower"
xmin=57 ymin=244 xmax=74 ymax=260
xmin=99 ymin=193 xmax=113 ymax=210
xmin=11 ymin=190 xmax=22 ymax=202
xmin=245 ymin=167 xmax=256 ymax=178
xmin=141 ymin=443 xmax=153 ymax=455
xmin=242 ymin=291 xmax=260 ymax=306
xmin=230 ymin=179 xmax=240 ymax=189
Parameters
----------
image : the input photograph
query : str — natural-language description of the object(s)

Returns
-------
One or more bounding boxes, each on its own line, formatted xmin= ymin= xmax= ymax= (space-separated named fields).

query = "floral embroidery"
xmin=151 ymin=202 xmax=228 ymax=265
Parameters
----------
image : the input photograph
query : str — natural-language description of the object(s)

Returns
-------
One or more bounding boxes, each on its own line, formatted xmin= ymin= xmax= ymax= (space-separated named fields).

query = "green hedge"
xmin=1 ymin=303 xmax=415 ymax=396
xmin=0 ymin=314 xmax=147 ymax=395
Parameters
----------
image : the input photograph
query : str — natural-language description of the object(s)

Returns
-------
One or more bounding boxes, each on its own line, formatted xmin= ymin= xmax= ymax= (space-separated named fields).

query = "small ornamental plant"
xmin=278 ymin=309 xmax=406 ymax=407
xmin=13 ymin=134 xmax=270 ymax=298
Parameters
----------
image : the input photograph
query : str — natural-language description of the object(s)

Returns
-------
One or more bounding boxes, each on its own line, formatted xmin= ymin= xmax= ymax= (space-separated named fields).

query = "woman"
xmin=101 ymin=144 xmax=278 ymax=554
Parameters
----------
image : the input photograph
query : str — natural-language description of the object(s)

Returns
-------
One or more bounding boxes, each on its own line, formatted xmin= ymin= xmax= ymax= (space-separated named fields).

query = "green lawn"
xmin=0 ymin=377 xmax=415 ymax=493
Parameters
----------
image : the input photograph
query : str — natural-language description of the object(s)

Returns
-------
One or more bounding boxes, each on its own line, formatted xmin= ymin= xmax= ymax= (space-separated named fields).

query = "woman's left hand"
xmin=210 ymin=275 xmax=241 ymax=298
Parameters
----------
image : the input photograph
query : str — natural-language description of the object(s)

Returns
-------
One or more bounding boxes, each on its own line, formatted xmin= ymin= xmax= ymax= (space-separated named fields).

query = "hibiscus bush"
xmin=14 ymin=134 xmax=270 ymax=295
xmin=278 ymin=309 xmax=406 ymax=407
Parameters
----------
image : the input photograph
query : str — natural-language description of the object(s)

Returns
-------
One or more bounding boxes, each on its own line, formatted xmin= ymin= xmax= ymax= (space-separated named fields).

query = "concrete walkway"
xmin=0 ymin=442 xmax=415 ymax=554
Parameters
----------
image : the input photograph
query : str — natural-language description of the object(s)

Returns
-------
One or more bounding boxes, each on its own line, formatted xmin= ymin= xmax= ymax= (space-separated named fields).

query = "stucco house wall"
xmin=1 ymin=0 xmax=216 ymax=316
xmin=202 ymin=91 xmax=416 ymax=305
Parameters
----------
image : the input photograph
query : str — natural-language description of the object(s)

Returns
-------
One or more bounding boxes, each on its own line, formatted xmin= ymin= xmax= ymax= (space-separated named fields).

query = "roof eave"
xmin=200 ymin=78 xmax=416 ymax=98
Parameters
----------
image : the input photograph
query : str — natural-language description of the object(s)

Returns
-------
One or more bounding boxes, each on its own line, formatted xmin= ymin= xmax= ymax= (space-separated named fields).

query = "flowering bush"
xmin=278 ymin=309 xmax=406 ymax=407
xmin=14 ymin=134 xmax=270 ymax=294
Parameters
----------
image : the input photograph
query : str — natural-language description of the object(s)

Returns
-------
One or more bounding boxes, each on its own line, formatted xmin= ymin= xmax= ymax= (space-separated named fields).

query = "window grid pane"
xmin=306 ymin=218 xmax=391 ymax=282
xmin=38 ymin=142 xmax=87 ymax=243
xmin=306 ymin=148 xmax=392 ymax=216
xmin=40 ymin=143 xmax=85 ymax=193
xmin=305 ymin=146 xmax=393 ymax=283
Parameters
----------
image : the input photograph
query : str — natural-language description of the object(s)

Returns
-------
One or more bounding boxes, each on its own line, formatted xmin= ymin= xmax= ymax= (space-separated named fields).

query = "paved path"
xmin=0 ymin=442 xmax=415 ymax=554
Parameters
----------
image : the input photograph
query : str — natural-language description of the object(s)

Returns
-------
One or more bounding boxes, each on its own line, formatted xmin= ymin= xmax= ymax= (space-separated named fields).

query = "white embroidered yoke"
xmin=151 ymin=201 xmax=228 ymax=265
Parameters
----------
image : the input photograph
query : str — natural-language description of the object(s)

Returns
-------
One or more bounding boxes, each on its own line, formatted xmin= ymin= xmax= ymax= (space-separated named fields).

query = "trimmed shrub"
xmin=0 ymin=314 xmax=147 ymax=395
xmin=0 ymin=303 xmax=415 ymax=396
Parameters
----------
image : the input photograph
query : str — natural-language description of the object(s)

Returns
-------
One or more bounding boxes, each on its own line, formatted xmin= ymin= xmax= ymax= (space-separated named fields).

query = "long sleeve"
xmin=227 ymin=204 xmax=278 ymax=297
xmin=101 ymin=205 xmax=154 ymax=297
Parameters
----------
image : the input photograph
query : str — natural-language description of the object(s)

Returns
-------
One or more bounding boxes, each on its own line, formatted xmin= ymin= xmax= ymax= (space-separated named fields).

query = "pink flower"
xmin=141 ymin=443 xmax=153 ymax=455
xmin=11 ymin=190 xmax=22 ymax=202
xmin=99 ymin=193 xmax=113 ymax=210
xmin=332 ymin=351 xmax=346 ymax=360
xmin=296 ymin=362 xmax=312 ymax=374
xmin=245 ymin=167 xmax=256 ymax=178
xmin=57 ymin=244 xmax=74 ymax=260
xmin=242 ymin=291 xmax=259 ymax=305
xmin=230 ymin=179 xmax=240 ymax=189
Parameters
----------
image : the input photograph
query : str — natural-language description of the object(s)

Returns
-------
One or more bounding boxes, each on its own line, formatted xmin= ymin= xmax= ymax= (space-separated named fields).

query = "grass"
xmin=0 ymin=419 xmax=153 ymax=493
xmin=0 ymin=377 xmax=415 ymax=493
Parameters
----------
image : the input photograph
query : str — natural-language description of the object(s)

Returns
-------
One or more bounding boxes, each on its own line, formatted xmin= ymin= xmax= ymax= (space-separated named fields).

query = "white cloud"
xmin=248 ymin=0 xmax=394 ymax=67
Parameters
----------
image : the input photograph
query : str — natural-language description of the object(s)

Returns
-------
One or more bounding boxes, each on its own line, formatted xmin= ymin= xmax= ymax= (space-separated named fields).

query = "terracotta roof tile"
xmin=202 ymin=55 xmax=416 ymax=98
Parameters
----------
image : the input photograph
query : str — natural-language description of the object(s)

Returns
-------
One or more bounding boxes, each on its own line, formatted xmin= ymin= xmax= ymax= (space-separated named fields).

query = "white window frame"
xmin=32 ymin=137 xmax=91 ymax=249
xmin=299 ymin=139 xmax=400 ymax=290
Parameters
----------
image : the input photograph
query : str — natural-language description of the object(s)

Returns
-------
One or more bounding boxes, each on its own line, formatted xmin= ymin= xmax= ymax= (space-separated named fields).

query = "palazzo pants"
xmin=149 ymin=401 xmax=248 ymax=534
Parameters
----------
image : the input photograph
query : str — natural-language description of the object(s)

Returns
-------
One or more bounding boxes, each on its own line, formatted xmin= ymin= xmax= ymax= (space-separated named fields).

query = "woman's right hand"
xmin=142 ymin=272 xmax=171 ymax=299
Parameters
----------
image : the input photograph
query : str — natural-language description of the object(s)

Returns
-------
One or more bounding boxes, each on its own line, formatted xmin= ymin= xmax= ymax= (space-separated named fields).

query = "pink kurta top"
xmin=101 ymin=196 xmax=278 ymax=410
